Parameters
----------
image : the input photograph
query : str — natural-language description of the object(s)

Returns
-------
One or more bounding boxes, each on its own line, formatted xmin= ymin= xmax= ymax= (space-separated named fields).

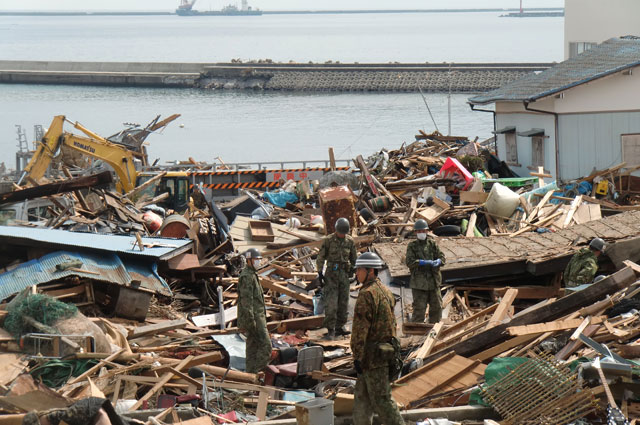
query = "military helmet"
xmin=355 ymin=252 xmax=385 ymax=269
xmin=335 ymin=217 xmax=350 ymax=234
xmin=244 ymin=248 xmax=263 ymax=259
xmin=414 ymin=219 xmax=429 ymax=231
xmin=589 ymin=237 xmax=605 ymax=252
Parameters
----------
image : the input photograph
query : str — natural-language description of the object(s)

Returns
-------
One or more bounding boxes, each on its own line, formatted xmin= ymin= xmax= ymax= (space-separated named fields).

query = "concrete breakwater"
xmin=0 ymin=61 xmax=552 ymax=92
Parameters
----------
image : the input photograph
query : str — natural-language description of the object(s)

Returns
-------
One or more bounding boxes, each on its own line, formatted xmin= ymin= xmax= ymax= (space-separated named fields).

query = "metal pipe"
xmin=469 ymin=103 xmax=497 ymax=152
xmin=524 ymin=101 xmax=560 ymax=181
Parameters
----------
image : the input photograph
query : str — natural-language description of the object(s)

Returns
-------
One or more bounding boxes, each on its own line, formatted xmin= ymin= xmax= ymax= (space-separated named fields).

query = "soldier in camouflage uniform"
xmin=316 ymin=217 xmax=357 ymax=340
xmin=238 ymin=248 xmax=272 ymax=373
xmin=405 ymin=219 xmax=446 ymax=323
xmin=563 ymin=238 xmax=604 ymax=288
xmin=351 ymin=252 xmax=404 ymax=425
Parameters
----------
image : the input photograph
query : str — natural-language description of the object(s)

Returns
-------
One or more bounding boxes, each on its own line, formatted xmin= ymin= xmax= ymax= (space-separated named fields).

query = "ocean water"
xmin=0 ymin=12 xmax=563 ymax=167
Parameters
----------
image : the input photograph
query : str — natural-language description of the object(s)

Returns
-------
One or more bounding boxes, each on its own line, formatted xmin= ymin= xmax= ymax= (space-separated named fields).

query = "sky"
xmin=0 ymin=0 xmax=564 ymax=12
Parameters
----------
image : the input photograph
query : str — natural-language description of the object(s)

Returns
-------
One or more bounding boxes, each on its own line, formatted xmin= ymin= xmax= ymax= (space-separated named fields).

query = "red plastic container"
xmin=438 ymin=157 xmax=474 ymax=191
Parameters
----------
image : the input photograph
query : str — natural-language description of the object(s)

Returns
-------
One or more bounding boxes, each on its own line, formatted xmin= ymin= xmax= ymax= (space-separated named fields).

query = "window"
xmin=622 ymin=134 xmax=640 ymax=166
xmin=27 ymin=206 xmax=51 ymax=222
xmin=505 ymin=133 xmax=518 ymax=165
xmin=569 ymin=42 xmax=596 ymax=58
xmin=177 ymin=179 xmax=188 ymax=206
xmin=531 ymin=136 xmax=545 ymax=167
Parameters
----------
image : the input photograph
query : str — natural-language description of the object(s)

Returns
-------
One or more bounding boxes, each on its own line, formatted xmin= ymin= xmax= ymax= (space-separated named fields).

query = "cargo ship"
xmin=176 ymin=0 xmax=262 ymax=16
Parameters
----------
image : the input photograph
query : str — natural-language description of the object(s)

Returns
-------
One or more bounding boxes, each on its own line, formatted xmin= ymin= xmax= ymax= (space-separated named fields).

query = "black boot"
xmin=323 ymin=329 xmax=336 ymax=340
xmin=335 ymin=326 xmax=351 ymax=336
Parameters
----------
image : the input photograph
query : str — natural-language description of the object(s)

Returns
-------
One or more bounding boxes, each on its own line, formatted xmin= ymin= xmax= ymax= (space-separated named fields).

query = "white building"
xmin=469 ymin=37 xmax=640 ymax=181
xmin=565 ymin=0 xmax=640 ymax=59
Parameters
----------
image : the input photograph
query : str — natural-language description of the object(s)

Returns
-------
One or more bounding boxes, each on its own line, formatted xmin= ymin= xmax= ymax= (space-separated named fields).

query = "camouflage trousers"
xmin=411 ymin=287 xmax=442 ymax=324
xmin=322 ymin=269 xmax=350 ymax=331
xmin=245 ymin=317 xmax=272 ymax=374
xmin=353 ymin=366 xmax=404 ymax=425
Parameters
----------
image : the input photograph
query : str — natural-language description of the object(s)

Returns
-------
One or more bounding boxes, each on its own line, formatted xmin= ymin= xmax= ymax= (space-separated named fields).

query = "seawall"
xmin=0 ymin=61 xmax=553 ymax=93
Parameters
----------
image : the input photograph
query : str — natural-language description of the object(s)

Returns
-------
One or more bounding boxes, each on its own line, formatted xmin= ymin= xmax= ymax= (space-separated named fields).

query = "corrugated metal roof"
xmin=0 ymin=225 xmax=192 ymax=260
xmin=469 ymin=37 xmax=640 ymax=105
xmin=0 ymin=250 xmax=172 ymax=301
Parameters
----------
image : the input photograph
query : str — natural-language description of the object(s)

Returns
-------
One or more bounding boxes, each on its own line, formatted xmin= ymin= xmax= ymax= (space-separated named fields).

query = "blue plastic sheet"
xmin=262 ymin=191 xmax=299 ymax=208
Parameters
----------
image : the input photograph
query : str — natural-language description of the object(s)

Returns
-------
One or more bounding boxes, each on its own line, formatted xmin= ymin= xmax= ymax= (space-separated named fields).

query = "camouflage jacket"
xmin=350 ymin=278 xmax=397 ymax=370
xmin=405 ymin=238 xmax=446 ymax=291
xmin=237 ymin=265 xmax=267 ymax=331
xmin=316 ymin=233 xmax=357 ymax=275
xmin=563 ymin=248 xmax=598 ymax=286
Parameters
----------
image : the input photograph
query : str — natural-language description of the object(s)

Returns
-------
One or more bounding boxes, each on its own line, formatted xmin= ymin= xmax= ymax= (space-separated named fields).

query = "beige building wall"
xmin=565 ymin=0 xmax=640 ymax=59
xmin=495 ymin=66 xmax=640 ymax=115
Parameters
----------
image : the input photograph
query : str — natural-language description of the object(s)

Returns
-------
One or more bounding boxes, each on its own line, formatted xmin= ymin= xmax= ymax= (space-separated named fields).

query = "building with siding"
xmin=468 ymin=37 xmax=640 ymax=181
xmin=565 ymin=0 xmax=640 ymax=59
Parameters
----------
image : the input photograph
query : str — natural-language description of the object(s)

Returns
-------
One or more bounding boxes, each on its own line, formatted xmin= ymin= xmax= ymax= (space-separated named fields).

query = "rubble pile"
xmin=4 ymin=126 xmax=640 ymax=425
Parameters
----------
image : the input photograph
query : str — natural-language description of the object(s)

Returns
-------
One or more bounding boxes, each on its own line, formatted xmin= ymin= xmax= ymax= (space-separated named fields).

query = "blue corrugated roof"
xmin=0 ymin=250 xmax=172 ymax=301
xmin=469 ymin=37 xmax=640 ymax=105
xmin=0 ymin=225 xmax=192 ymax=260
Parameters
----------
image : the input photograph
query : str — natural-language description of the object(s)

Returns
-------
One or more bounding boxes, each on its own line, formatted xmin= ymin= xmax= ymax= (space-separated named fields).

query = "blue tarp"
xmin=262 ymin=191 xmax=299 ymax=208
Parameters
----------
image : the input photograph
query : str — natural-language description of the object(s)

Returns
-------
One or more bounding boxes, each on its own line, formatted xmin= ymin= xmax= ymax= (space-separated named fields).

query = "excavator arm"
xmin=18 ymin=115 xmax=66 ymax=185
xmin=61 ymin=134 xmax=138 ymax=193
xmin=19 ymin=115 xmax=138 ymax=193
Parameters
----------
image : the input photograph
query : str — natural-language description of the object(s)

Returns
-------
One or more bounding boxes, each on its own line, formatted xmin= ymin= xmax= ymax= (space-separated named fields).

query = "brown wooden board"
xmin=392 ymin=352 xmax=485 ymax=407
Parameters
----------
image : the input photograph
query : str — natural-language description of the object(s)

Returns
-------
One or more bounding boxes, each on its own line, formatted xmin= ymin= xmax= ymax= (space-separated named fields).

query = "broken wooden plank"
xmin=465 ymin=213 xmax=478 ymax=238
xmin=562 ymin=195 xmax=583 ymax=228
xmin=410 ymin=322 xmax=443 ymax=360
xmin=127 ymin=319 xmax=189 ymax=340
xmin=1 ymin=171 xmax=112 ymax=205
xmin=260 ymin=278 xmax=313 ymax=305
xmin=66 ymin=348 xmax=125 ymax=386
xmin=459 ymin=191 xmax=488 ymax=205
xmin=506 ymin=317 xmax=605 ymax=336
xmin=487 ymin=288 xmax=518 ymax=328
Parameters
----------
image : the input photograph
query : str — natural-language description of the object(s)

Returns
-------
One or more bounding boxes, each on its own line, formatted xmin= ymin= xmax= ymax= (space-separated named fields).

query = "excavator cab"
xmin=135 ymin=172 xmax=190 ymax=213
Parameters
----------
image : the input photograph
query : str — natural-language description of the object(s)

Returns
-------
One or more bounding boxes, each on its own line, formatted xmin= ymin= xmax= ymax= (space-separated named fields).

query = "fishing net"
xmin=4 ymin=294 xmax=78 ymax=338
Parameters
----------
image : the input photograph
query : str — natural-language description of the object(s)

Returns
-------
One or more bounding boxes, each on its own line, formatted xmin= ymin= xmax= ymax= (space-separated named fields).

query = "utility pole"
xmin=520 ymin=0 xmax=523 ymax=14
xmin=447 ymin=63 xmax=452 ymax=136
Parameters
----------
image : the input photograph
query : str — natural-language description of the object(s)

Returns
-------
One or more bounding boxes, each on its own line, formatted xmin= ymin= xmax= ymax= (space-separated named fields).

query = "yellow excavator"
xmin=18 ymin=115 xmax=190 ymax=212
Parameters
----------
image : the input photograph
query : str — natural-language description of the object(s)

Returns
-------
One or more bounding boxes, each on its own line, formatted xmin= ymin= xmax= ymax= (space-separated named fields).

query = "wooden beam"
xmin=465 ymin=213 xmax=477 ymax=238
xmin=66 ymin=348 xmax=125 ymax=386
xmin=127 ymin=319 xmax=189 ymax=340
xmin=151 ymin=352 xmax=225 ymax=373
xmin=473 ymin=334 xmax=541 ymax=362
xmin=124 ymin=170 xmax=167 ymax=200
xmin=487 ymin=288 xmax=518 ymax=328
xmin=439 ymin=304 xmax=498 ymax=339
xmin=410 ymin=322 xmax=444 ymax=359
xmin=528 ymin=189 xmax=554 ymax=222
xmin=506 ymin=317 xmax=605 ymax=336
xmin=0 ymin=171 xmax=112 ymax=205
xmin=562 ymin=195 xmax=583 ymax=228
xmin=556 ymin=324 xmax=601 ymax=360
xmin=328 ymin=147 xmax=336 ymax=171
xmin=260 ymin=278 xmax=313 ymax=305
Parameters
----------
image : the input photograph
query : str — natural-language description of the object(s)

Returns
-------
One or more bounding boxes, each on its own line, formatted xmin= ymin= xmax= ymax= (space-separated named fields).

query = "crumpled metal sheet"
xmin=0 ymin=250 xmax=171 ymax=301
